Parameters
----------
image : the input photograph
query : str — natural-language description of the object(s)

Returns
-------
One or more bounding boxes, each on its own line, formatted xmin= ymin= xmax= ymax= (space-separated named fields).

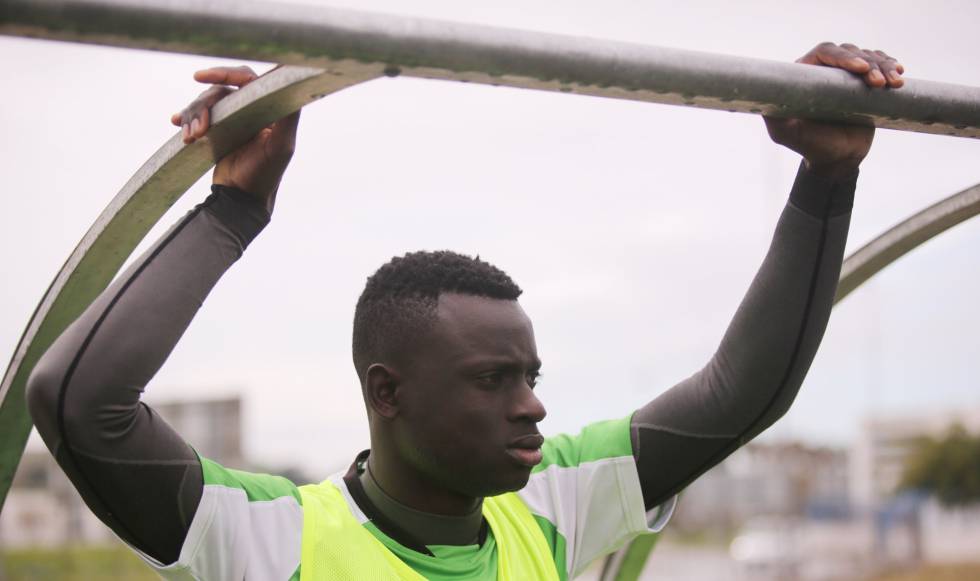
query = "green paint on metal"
xmin=0 ymin=376 xmax=32 ymax=509
xmin=611 ymin=533 xmax=661 ymax=581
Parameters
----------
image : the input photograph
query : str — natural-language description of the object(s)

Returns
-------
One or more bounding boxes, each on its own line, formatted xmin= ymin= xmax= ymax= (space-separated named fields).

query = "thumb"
xmin=265 ymin=110 xmax=302 ymax=156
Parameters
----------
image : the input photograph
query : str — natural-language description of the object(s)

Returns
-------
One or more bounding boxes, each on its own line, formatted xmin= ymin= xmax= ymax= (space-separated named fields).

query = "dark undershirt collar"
xmin=343 ymin=450 xmax=488 ymax=556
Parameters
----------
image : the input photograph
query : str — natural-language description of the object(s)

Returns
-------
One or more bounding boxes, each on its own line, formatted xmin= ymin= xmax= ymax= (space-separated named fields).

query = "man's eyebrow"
xmin=458 ymin=357 xmax=542 ymax=370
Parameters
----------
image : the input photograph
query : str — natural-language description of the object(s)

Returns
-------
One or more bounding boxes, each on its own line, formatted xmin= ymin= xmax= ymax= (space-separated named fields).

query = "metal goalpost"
xmin=2 ymin=0 xmax=979 ymax=577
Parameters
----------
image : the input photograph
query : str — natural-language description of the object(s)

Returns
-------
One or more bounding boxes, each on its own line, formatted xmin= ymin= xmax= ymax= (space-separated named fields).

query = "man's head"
xmin=352 ymin=251 xmax=547 ymax=501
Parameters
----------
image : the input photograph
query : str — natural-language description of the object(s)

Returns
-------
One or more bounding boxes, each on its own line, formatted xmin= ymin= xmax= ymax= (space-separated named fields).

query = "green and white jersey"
xmin=132 ymin=416 xmax=675 ymax=580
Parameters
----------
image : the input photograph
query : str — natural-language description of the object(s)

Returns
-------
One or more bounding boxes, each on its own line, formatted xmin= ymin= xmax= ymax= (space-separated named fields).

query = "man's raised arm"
xmin=630 ymin=43 xmax=905 ymax=510
xmin=26 ymin=66 xmax=298 ymax=564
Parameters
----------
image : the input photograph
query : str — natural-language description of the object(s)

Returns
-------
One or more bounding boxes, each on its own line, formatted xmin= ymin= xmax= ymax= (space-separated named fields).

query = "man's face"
xmin=393 ymin=293 xmax=547 ymax=498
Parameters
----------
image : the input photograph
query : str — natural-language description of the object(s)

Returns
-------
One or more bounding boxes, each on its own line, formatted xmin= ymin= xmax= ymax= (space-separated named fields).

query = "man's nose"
xmin=511 ymin=384 xmax=547 ymax=423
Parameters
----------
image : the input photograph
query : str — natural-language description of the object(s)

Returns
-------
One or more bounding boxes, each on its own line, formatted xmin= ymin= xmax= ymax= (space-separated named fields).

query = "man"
xmin=27 ymin=42 xmax=904 ymax=579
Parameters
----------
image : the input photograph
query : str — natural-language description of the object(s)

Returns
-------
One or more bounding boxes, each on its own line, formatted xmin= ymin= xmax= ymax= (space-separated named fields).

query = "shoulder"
xmin=534 ymin=416 xmax=634 ymax=473
xmin=199 ymin=456 xmax=302 ymax=504
xmin=517 ymin=416 xmax=652 ymax=578
xmin=142 ymin=458 xmax=305 ymax=581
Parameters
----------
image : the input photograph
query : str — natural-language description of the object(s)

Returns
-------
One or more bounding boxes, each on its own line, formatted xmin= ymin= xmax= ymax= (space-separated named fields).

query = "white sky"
xmin=2 ymin=0 xmax=979 ymax=475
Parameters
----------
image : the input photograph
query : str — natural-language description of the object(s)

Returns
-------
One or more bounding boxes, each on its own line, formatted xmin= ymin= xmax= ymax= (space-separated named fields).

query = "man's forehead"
xmin=429 ymin=293 xmax=536 ymax=356
xmin=435 ymin=293 xmax=529 ymax=327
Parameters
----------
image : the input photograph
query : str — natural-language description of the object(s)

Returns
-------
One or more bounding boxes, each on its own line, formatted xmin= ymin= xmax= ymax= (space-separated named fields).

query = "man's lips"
xmin=509 ymin=433 xmax=545 ymax=449
xmin=506 ymin=433 xmax=544 ymax=467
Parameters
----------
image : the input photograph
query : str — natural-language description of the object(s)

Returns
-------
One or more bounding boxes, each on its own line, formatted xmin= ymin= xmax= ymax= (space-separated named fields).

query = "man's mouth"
xmin=506 ymin=433 xmax=544 ymax=467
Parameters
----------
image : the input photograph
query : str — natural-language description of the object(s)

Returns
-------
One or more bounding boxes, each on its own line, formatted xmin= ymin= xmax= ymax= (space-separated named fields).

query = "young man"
xmin=27 ymin=42 xmax=904 ymax=579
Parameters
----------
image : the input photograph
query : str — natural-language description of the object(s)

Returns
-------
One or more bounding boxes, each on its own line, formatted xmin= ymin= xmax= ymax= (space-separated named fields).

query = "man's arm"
xmin=631 ymin=43 xmax=905 ymax=510
xmin=26 ymin=66 xmax=298 ymax=564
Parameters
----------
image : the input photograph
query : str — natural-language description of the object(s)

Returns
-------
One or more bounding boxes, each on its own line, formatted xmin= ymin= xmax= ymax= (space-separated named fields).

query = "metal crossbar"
xmin=2 ymin=0 xmax=980 ymax=139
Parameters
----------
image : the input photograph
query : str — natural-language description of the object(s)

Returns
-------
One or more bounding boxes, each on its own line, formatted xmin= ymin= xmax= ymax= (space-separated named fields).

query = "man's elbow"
xmin=26 ymin=354 xmax=67 ymax=438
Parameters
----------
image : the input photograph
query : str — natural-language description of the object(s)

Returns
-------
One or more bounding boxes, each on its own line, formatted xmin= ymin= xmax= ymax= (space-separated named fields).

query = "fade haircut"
xmin=352 ymin=250 xmax=522 ymax=382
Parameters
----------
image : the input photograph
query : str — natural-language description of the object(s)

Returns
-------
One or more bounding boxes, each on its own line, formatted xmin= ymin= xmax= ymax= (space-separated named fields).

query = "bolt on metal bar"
xmin=3 ymin=0 xmax=980 ymax=139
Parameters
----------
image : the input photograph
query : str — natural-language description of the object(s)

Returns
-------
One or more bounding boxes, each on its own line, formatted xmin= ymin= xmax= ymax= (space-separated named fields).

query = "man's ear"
xmin=365 ymin=363 xmax=401 ymax=419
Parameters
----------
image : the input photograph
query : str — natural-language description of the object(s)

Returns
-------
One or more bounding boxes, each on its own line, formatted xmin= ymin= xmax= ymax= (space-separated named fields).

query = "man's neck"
xmin=359 ymin=459 xmax=484 ymax=546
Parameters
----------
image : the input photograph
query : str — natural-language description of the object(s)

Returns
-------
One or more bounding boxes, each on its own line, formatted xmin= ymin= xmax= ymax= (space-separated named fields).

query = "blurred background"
xmin=1 ymin=0 xmax=978 ymax=579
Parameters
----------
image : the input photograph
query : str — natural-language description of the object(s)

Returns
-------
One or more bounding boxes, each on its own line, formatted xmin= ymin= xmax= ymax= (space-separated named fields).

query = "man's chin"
xmin=438 ymin=457 xmax=535 ymax=498
xmin=476 ymin=467 xmax=533 ymax=497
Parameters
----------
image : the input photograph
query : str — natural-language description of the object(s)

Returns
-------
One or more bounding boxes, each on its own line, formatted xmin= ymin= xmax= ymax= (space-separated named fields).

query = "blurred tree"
xmin=900 ymin=424 xmax=980 ymax=507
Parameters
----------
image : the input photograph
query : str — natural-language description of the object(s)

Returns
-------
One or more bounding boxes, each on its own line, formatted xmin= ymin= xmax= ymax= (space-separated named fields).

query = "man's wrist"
xmin=206 ymin=184 xmax=273 ymax=248
xmin=212 ymin=177 xmax=277 ymax=214
xmin=802 ymin=157 xmax=861 ymax=182
xmin=789 ymin=160 xmax=857 ymax=218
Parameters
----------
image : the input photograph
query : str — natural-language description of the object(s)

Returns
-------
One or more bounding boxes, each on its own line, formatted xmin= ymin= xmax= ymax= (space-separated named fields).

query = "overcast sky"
xmin=2 ymin=0 xmax=979 ymax=475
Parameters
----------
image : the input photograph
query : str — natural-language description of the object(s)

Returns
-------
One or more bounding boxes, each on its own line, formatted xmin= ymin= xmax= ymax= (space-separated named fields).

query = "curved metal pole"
xmin=2 ymin=0 xmax=980 ymax=139
xmin=835 ymin=183 xmax=980 ymax=303
xmin=0 ymin=64 xmax=381 ymax=509
xmin=599 ymin=533 xmax=661 ymax=581
xmin=598 ymin=183 xmax=980 ymax=579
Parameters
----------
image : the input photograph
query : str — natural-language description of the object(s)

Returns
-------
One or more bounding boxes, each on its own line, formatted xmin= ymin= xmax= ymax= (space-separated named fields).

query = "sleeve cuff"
xmin=788 ymin=161 xmax=857 ymax=218
xmin=202 ymin=185 xmax=272 ymax=248
xmin=645 ymin=494 xmax=676 ymax=533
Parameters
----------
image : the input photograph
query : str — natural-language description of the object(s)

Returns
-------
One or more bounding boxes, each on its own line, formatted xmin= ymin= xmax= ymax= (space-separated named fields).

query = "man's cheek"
xmin=420 ymin=408 xmax=478 ymax=441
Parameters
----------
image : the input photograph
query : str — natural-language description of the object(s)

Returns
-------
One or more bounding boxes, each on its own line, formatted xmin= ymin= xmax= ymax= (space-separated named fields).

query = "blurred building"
xmin=849 ymin=406 xmax=980 ymax=509
xmin=0 ymin=396 xmax=244 ymax=549
xmin=672 ymin=408 xmax=980 ymax=579
xmin=849 ymin=406 xmax=980 ymax=565
xmin=671 ymin=441 xmax=850 ymax=532
xmin=155 ymin=397 xmax=245 ymax=469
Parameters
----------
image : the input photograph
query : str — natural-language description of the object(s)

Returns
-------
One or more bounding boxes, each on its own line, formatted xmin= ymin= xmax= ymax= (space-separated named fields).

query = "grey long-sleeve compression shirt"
xmin=27 ymin=163 xmax=855 ymax=564
xmin=631 ymin=163 xmax=855 ymax=509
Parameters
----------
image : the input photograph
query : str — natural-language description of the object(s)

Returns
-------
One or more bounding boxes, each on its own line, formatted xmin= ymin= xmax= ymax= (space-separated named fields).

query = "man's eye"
xmin=526 ymin=372 xmax=542 ymax=388
xmin=477 ymin=373 xmax=503 ymax=387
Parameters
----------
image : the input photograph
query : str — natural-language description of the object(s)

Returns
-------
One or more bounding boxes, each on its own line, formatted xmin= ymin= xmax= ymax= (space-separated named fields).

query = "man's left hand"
xmin=764 ymin=42 xmax=905 ymax=179
xmin=171 ymin=66 xmax=300 ymax=213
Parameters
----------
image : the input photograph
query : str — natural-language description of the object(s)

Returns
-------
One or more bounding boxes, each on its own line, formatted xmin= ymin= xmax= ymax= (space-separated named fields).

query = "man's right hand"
xmin=171 ymin=65 xmax=300 ymax=213
xmin=763 ymin=43 xmax=904 ymax=181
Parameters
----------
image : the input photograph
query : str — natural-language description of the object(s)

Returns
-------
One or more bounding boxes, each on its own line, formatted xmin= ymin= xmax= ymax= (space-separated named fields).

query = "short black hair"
xmin=352 ymin=250 xmax=522 ymax=381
